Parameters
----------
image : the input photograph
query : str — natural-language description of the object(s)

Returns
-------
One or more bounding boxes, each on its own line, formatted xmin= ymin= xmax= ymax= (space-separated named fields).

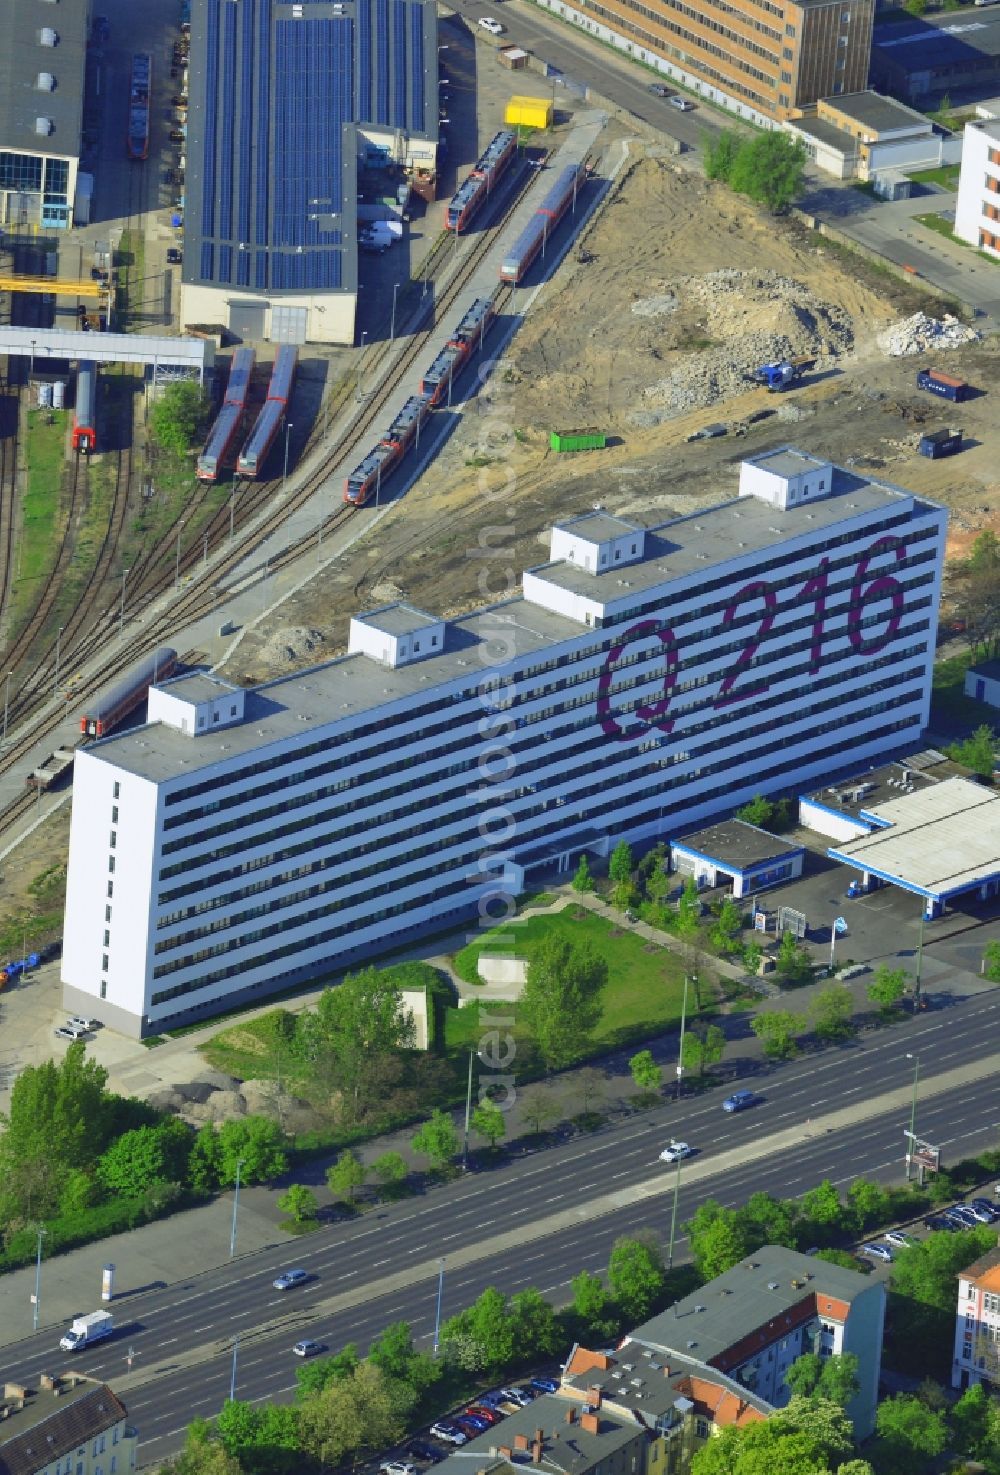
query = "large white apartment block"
xmin=62 ymin=448 xmax=947 ymax=1037
xmin=953 ymin=1245 xmax=1000 ymax=1390
xmin=955 ymin=118 xmax=1000 ymax=258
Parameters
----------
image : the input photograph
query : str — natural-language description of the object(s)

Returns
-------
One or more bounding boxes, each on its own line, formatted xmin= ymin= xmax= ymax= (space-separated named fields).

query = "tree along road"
xmin=3 ymin=991 xmax=998 ymax=1459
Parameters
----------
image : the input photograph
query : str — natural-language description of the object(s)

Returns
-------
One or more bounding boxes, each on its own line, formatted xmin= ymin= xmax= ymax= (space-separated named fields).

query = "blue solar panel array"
xmin=375 ymin=0 xmax=390 ymax=125
xmin=218 ymin=3 xmax=237 ymax=254
xmin=195 ymin=0 xmax=432 ymax=296
xmin=409 ymin=5 xmax=425 ymax=134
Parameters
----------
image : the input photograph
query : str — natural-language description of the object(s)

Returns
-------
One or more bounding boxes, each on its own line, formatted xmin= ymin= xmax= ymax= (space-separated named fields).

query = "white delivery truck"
xmin=60 ymin=1310 xmax=114 ymax=1351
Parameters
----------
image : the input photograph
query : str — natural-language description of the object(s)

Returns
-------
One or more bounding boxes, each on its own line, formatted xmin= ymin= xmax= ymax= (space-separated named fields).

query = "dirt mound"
xmin=634 ymin=268 xmax=854 ymax=421
xmin=259 ymin=625 xmax=327 ymax=667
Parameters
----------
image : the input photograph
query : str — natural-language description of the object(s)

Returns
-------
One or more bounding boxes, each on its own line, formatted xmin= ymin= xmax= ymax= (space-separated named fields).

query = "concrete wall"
xmin=179 ymin=281 xmax=358 ymax=345
xmin=798 ymin=796 xmax=871 ymax=841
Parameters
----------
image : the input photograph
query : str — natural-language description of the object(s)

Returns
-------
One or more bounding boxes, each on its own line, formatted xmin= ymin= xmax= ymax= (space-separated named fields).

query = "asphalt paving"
xmin=5 ymin=989 xmax=1000 ymax=1461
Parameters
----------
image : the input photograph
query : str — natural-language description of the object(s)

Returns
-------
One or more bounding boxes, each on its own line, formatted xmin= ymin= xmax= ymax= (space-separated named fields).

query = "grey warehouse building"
xmin=0 ymin=0 xmax=88 ymax=228
xmin=181 ymin=0 xmax=438 ymax=345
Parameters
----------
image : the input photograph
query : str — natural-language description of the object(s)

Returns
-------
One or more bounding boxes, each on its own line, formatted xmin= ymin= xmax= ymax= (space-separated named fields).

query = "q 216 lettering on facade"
xmin=596 ymin=537 xmax=908 ymax=741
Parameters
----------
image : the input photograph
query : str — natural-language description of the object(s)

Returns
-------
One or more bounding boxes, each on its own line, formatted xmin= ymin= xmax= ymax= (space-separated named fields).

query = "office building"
xmin=532 ymin=0 xmax=873 ymax=127
xmin=953 ymin=1242 xmax=1000 ymax=1390
xmin=0 ymin=0 xmax=88 ymax=228
xmin=62 ymin=448 xmax=946 ymax=1037
xmin=955 ymin=118 xmax=1000 ymax=258
xmin=623 ymin=1244 xmax=886 ymax=1438
xmin=0 ymin=1376 xmax=137 ymax=1475
xmin=181 ymin=0 xmax=437 ymax=345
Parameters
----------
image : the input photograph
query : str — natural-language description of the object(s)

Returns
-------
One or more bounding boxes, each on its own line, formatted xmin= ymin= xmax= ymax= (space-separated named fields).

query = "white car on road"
xmin=478 ymin=16 xmax=504 ymax=32
xmin=659 ymin=1141 xmax=692 ymax=1163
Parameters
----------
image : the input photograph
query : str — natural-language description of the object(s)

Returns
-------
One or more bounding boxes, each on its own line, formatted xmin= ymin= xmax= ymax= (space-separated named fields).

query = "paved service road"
xmin=4 ymin=991 xmax=999 ymax=1459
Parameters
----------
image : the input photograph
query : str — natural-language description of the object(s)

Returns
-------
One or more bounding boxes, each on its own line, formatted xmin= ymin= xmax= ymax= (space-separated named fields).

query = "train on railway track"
xmin=79 ymin=647 xmax=179 ymax=739
xmin=236 ymin=346 xmax=298 ymax=478
xmin=72 ymin=362 xmax=97 ymax=452
xmin=445 ymin=129 xmax=517 ymax=234
xmin=343 ymin=296 xmax=498 ymax=507
xmin=127 ymin=53 xmax=152 ymax=161
xmin=197 ymin=347 xmax=256 ymax=481
xmin=499 ymin=158 xmax=592 ymax=284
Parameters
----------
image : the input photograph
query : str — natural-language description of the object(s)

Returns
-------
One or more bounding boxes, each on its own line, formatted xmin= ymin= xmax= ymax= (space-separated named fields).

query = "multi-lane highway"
xmin=4 ymin=989 xmax=999 ymax=1461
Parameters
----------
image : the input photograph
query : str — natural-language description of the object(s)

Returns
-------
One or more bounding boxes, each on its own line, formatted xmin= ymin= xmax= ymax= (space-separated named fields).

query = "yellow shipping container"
xmin=504 ymin=95 xmax=553 ymax=130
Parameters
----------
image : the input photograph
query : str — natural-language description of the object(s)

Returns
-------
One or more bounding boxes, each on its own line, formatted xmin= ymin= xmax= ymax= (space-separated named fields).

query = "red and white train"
xmin=196 ymin=347 xmax=256 ymax=481
xmin=343 ymin=296 xmax=497 ymax=507
xmin=444 ymin=129 xmax=517 ymax=234
xmin=236 ymin=345 xmax=298 ymax=477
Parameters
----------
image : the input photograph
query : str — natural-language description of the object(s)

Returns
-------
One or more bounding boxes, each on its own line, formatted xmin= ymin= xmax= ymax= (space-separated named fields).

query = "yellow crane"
xmin=0 ymin=273 xmax=110 ymax=298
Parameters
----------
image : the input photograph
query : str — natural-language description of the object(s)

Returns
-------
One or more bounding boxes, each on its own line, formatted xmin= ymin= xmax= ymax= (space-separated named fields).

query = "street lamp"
xmin=905 ymin=1052 xmax=920 ymax=1181
xmin=355 ymin=332 xmax=367 ymax=402
xmin=676 ymin=974 xmax=691 ymax=1102
xmin=433 ymin=1257 xmax=446 ymax=1357
xmin=119 ymin=567 xmax=129 ymax=639
xmin=2 ymin=669 xmax=12 ymax=745
xmin=230 ymin=1334 xmax=240 ymax=1402
xmin=666 ymin=1154 xmax=683 ymax=1270
xmin=913 ymin=901 xmax=926 ymax=1011
xmin=461 ymin=1047 xmax=476 ymax=1171
xmin=53 ymin=626 xmax=64 ymax=696
xmin=282 ymin=422 xmax=294 ymax=488
xmin=390 ymin=281 xmax=400 ymax=347
xmin=229 ymin=1158 xmax=246 ymax=1258
xmin=32 ymin=1226 xmax=46 ymax=1330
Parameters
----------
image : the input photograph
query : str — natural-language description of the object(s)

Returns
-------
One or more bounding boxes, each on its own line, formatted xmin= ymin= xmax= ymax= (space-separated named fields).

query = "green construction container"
xmin=549 ymin=428 xmax=607 ymax=453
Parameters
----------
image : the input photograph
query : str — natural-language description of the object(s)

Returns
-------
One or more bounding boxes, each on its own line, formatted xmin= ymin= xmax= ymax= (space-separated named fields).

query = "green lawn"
xmin=11 ymin=410 xmax=70 ymax=630
xmin=932 ymin=649 xmax=998 ymax=728
xmin=908 ymin=165 xmax=960 ymax=189
xmin=449 ymin=907 xmax=689 ymax=1055
xmin=915 ymin=212 xmax=1000 ymax=266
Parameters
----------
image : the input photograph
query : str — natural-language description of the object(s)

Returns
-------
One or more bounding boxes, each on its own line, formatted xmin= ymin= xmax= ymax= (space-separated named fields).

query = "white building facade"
xmin=955 ymin=118 xmax=1000 ymax=258
xmin=953 ymin=1249 xmax=1000 ymax=1390
xmin=62 ymin=449 xmax=947 ymax=1036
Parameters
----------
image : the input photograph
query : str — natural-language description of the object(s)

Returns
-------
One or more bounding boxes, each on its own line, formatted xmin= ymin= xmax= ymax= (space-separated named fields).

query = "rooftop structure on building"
xmin=955 ymin=119 xmax=1000 ymax=261
xmin=871 ymin=11 xmax=1000 ymax=104
xmin=787 ymin=90 xmax=943 ymax=180
xmin=0 ymin=1376 xmax=136 ymax=1475
xmin=827 ymin=774 xmax=1000 ymax=918
xmin=670 ymin=820 xmax=805 ymax=899
xmin=0 ymin=0 xmax=89 ymax=229
xmin=61 ymin=448 xmax=946 ymax=1037
xmin=953 ymin=1242 xmax=1000 ymax=1390
xmin=182 ymin=0 xmax=437 ymax=346
xmin=530 ymin=0 xmax=873 ymax=128
xmin=623 ymin=1244 xmax=886 ymax=1437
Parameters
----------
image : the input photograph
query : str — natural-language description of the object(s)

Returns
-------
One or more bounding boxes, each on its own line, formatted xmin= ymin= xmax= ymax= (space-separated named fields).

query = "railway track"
xmin=0 ymin=152 xmax=541 ymax=811
xmin=0 ymin=374 xmax=23 ymax=638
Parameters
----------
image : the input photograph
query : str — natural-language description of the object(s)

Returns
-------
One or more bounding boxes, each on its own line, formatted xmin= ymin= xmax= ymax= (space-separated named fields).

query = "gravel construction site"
xmin=223 ymin=150 xmax=1000 ymax=683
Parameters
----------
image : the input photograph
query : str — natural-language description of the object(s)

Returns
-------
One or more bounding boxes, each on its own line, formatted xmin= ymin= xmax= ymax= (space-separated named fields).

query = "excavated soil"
xmin=218 ymin=151 xmax=1000 ymax=681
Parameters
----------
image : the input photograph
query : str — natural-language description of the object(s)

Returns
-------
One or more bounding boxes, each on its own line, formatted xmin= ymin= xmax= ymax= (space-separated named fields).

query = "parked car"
xmin=466 ymin=1406 xmax=501 ymax=1425
xmin=529 ymin=1377 xmax=560 ymax=1395
xmin=972 ymin=1198 xmax=999 ymax=1220
xmin=380 ymin=1462 xmax=417 ymax=1475
xmin=668 ymin=95 xmax=694 ymax=110
xmin=478 ymin=15 xmax=504 ymax=31
xmin=166 ymin=248 xmax=183 ymax=265
xmin=499 ymin=1388 xmax=533 ymax=1407
xmin=722 ymin=1089 xmax=757 ymax=1113
xmin=648 ymin=82 xmax=671 ymax=96
xmin=924 ymin=1214 xmax=957 ymax=1232
xmin=476 ymin=1392 xmax=510 ymax=1410
xmin=862 ymin=1243 xmax=893 ymax=1263
xmin=407 ymin=1441 xmax=445 ymax=1463
xmin=273 ymin=1268 xmax=308 ymax=1290
xmin=883 ymin=1230 xmax=913 ymax=1249
xmin=429 ymin=1423 xmax=467 ymax=1445
xmin=658 ymin=1141 xmax=692 ymax=1163
xmin=948 ymin=1207 xmax=980 ymax=1228
xmin=293 ymin=1339 xmax=327 ymax=1357
xmin=454 ymin=1415 xmax=490 ymax=1434
xmin=53 ymin=1025 xmax=83 ymax=1041
xmin=68 ymin=1016 xmax=100 ymax=1032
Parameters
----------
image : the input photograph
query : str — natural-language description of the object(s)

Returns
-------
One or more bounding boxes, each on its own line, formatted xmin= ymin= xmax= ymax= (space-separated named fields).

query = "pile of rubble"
xmin=629 ymin=268 xmax=854 ymax=422
xmin=876 ymin=311 xmax=980 ymax=357
xmin=259 ymin=624 xmax=327 ymax=666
